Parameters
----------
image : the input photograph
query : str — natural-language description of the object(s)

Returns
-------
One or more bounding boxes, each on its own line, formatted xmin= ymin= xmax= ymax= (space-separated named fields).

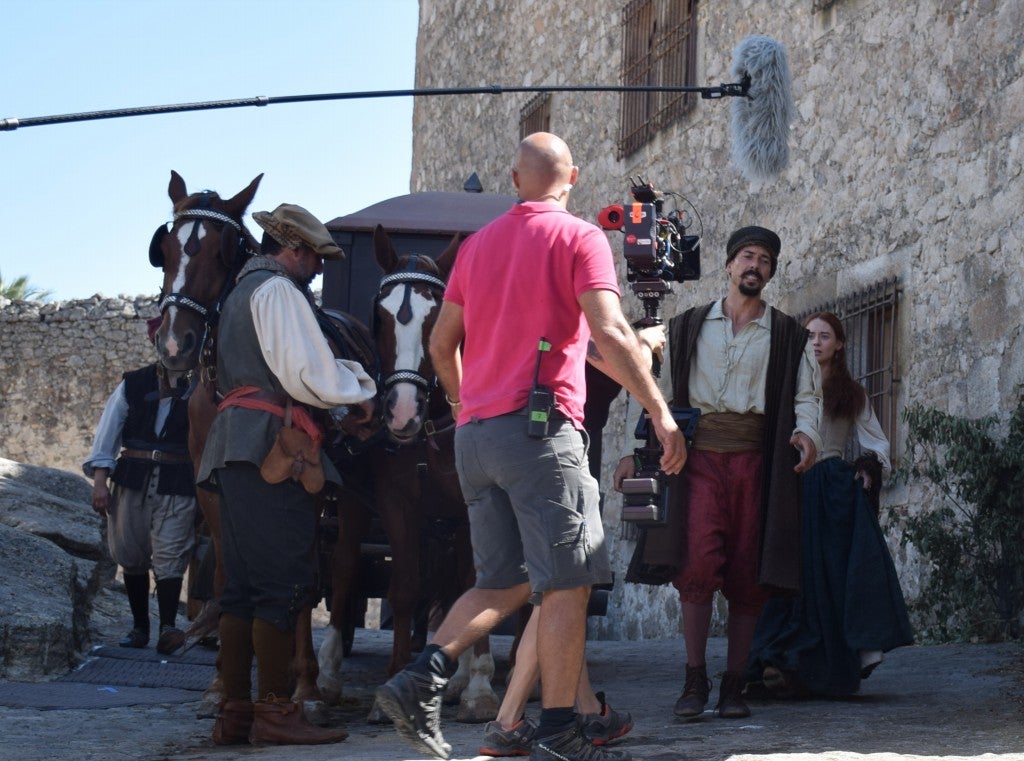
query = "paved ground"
xmin=1 ymin=587 xmax=1022 ymax=761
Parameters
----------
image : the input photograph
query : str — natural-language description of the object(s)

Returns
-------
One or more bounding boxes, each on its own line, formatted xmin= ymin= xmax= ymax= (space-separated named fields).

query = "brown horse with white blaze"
xmin=317 ymin=226 xmax=499 ymax=723
xmin=149 ymin=170 xmax=362 ymax=725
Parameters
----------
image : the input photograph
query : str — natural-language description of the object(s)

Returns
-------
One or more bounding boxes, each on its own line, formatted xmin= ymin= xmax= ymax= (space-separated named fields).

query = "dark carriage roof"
xmin=325 ymin=191 xmax=517 ymax=236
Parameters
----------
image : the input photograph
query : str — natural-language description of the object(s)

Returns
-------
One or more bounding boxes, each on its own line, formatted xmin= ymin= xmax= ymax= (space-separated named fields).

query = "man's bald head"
xmin=512 ymin=132 xmax=579 ymax=205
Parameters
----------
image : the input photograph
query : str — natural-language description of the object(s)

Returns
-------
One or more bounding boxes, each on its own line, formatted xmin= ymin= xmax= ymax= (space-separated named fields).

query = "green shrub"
xmin=891 ymin=397 xmax=1024 ymax=642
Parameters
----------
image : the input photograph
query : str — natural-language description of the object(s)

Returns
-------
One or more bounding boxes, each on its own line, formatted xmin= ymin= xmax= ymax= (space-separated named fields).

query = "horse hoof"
xmin=456 ymin=696 xmax=500 ymax=724
xmin=366 ymin=699 xmax=393 ymax=725
xmin=196 ymin=692 xmax=221 ymax=719
xmin=316 ymin=676 xmax=343 ymax=705
xmin=302 ymin=699 xmax=331 ymax=726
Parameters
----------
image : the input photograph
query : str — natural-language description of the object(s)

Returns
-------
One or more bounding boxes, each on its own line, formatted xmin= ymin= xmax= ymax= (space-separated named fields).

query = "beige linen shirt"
xmin=622 ymin=300 xmax=822 ymax=456
xmin=688 ymin=300 xmax=822 ymax=452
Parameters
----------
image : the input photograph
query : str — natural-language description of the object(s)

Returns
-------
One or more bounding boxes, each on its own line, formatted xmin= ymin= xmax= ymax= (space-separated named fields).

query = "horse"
xmin=316 ymin=225 xmax=500 ymax=723
xmin=148 ymin=170 xmax=376 ymax=724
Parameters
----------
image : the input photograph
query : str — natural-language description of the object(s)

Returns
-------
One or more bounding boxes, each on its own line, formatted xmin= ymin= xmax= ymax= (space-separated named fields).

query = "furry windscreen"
xmin=729 ymin=35 xmax=795 ymax=183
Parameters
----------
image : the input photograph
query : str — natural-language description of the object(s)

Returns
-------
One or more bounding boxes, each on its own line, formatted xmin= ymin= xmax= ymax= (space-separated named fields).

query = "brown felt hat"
xmin=252 ymin=203 xmax=344 ymax=260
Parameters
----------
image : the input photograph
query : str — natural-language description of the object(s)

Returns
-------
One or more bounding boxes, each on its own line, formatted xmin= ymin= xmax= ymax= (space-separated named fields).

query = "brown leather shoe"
xmin=213 ymin=699 xmax=254 ymax=745
xmin=156 ymin=625 xmax=185 ymax=655
xmin=716 ymin=671 xmax=751 ymax=718
xmin=249 ymin=697 xmax=349 ymax=745
xmin=674 ymin=663 xmax=711 ymax=717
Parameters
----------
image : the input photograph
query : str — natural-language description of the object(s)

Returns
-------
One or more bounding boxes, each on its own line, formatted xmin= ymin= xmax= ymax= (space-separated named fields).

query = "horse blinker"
xmin=149 ymin=224 xmax=169 ymax=268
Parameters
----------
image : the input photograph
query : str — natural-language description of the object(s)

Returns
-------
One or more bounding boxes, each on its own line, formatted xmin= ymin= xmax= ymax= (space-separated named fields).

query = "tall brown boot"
xmin=213 ymin=699 xmax=254 ymax=745
xmin=251 ymin=618 xmax=293 ymax=700
xmin=249 ymin=696 xmax=349 ymax=745
xmin=218 ymin=614 xmax=254 ymax=700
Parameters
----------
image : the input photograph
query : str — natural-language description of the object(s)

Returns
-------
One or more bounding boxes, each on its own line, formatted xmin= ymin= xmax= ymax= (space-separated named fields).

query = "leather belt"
xmin=120 ymin=448 xmax=192 ymax=464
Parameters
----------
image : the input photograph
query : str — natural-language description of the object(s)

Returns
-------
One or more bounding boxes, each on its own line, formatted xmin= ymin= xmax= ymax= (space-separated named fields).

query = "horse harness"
xmin=372 ymin=259 xmax=453 ymax=449
xmin=149 ymin=197 xmax=254 ymax=381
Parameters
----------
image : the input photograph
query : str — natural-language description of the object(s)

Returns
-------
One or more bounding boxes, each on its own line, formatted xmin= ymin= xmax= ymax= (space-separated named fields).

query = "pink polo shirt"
xmin=444 ymin=201 xmax=620 ymax=428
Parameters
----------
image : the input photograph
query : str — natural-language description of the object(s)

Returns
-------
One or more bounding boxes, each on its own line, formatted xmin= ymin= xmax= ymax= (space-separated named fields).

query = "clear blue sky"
xmin=0 ymin=0 xmax=419 ymax=301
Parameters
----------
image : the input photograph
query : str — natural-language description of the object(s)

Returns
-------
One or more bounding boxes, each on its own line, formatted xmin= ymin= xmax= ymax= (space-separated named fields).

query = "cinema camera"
xmin=598 ymin=178 xmax=702 ymax=526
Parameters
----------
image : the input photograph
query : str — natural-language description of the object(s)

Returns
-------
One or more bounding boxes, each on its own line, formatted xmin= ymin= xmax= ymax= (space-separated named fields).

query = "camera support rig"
xmin=598 ymin=178 xmax=702 ymax=526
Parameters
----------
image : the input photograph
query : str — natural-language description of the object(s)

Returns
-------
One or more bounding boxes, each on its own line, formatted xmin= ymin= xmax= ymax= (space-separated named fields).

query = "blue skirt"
xmin=747 ymin=457 xmax=914 ymax=696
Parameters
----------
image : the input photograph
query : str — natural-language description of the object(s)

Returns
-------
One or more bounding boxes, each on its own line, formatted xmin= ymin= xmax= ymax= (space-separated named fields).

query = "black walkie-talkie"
xmin=527 ymin=338 xmax=554 ymax=438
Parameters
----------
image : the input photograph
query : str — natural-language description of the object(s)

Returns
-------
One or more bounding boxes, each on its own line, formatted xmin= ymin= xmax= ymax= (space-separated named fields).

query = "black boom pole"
xmin=0 ymin=80 xmax=750 ymax=132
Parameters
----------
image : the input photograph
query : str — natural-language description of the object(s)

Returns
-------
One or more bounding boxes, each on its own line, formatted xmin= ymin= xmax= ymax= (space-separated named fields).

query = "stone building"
xmin=410 ymin=0 xmax=1023 ymax=637
xmin=0 ymin=0 xmax=1019 ymax=641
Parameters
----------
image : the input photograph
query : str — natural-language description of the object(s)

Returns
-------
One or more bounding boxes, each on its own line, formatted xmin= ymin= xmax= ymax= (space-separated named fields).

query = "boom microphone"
xmin=729 ymin=35 xmax=795 ymax=183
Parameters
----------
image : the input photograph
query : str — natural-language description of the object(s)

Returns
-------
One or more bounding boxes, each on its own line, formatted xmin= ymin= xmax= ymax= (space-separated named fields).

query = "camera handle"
xmin=630 ymin=276 xmax=671 ymax=378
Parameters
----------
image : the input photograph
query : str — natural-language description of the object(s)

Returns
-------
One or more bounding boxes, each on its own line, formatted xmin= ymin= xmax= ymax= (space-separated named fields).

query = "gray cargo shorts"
xmin=454 ymin=410 xmax=611 ymax=594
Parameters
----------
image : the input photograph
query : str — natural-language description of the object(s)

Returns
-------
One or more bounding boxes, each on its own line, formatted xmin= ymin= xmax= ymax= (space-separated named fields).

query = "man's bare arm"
xmin=579 ymin=289 xmax=686 ymax=474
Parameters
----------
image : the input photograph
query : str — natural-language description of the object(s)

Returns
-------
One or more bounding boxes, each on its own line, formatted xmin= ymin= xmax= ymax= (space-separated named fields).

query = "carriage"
xmin=316 ymin=187 xmax=516 ymax=649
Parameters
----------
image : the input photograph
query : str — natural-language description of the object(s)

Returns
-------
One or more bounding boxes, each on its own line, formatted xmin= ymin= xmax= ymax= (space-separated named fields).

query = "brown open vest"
xmin=626 ymin=301 xmax=808 ymax=594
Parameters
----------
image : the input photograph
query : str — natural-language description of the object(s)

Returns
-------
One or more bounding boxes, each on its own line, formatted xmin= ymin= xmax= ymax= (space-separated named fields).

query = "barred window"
xmin=520 ymin=93 xmax=552 ymax=140
xmin=618 ymin=0 xmax=698 ymax=158
xmin=800 ymin=277 xmax=902 ymax=449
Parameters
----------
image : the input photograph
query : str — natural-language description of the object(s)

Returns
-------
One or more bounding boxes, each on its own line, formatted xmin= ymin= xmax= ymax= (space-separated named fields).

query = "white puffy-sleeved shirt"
xmin=249 ymin=275 xmax=376 ymax=408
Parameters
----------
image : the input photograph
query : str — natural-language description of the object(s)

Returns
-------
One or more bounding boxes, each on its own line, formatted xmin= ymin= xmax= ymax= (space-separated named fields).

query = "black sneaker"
xmin=581 ymin=692 xmax=633 ymax=745
xmin=480 ymin=717 xmax=537 ymax=756
xmin=375 ymin=669 xmax=452 ymax=759
xmin=530 ymin=724 xmax=633 ymax=761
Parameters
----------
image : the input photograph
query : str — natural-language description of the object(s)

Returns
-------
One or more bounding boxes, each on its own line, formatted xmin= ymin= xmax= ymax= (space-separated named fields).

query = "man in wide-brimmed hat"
xmin=197 ymin=203 xmax=376 ymax=746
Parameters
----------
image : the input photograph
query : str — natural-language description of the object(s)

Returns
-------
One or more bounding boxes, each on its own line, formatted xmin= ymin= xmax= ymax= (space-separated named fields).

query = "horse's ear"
xmin=223 ymin=173 xmax=264 ymax=220
xmin=373 ymin=225 xmax=399 ymax=273
xmin=434 ymin=233 xmax=463 ymax=279
xmin=168 ymin=171 xmax=187 ymax=204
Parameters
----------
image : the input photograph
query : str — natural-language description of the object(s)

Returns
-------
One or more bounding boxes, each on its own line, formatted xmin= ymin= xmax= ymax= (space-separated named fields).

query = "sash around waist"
xmin=691 ymin=411 xmax=764 ymax=452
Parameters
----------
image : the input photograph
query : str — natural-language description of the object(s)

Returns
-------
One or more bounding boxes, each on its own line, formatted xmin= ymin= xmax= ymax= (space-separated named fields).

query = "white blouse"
xmin=817 ymin=396 xmax=891 ymax=478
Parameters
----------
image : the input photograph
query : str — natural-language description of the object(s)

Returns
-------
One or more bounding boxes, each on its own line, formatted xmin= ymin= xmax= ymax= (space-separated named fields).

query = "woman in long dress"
xmin=746 ymin=311 xmax=913 ymax=697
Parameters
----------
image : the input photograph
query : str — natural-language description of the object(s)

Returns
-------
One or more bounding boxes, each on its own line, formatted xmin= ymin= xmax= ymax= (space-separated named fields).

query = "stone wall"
xmin=412 ymin=0 xmax=1024 ymax=638
xmin=0 ymin=296 xmax=159 ymax=475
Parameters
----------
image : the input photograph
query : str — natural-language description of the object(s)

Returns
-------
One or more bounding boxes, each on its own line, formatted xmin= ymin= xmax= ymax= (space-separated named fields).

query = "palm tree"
xmin=0 ymin=270 xmax=51 ymax=301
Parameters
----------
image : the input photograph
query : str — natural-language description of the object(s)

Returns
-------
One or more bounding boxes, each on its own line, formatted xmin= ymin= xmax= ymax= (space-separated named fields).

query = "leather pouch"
xmin=259 ymin=400 xmax=325 ymax=494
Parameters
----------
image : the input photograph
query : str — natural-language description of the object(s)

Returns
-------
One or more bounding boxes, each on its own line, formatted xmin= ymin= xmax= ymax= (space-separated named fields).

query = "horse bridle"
xmin=152 ymin=207 xmax=247 ymax=321
xmin=151 ymin=203 xmax=253 ymax=377
xmin=373 ymin=267 xmax=448 ymax=404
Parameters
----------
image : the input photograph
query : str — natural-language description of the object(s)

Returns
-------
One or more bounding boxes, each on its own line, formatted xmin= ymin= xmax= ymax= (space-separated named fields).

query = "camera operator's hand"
xmin=650 ymin=409 xmax=687 ymax=475
xmin=613 ymin=455 xmax=636 ymax=492
xmin=636 ymin=325 xmax=666 ymax=366
xmin=790 ymin=431 xmax=817 ymax=473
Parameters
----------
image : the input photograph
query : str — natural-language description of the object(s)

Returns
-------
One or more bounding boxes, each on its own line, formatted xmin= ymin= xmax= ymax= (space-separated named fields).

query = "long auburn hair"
xmin=806 ymin=311 xmax=866 ymax=421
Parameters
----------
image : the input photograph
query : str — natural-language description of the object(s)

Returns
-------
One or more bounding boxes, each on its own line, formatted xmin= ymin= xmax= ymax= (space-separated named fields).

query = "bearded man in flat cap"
xmin=197 ymin=203 xmax=376 ymax=746
xmin=617 ymin=225 xmax=821 ymax=720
